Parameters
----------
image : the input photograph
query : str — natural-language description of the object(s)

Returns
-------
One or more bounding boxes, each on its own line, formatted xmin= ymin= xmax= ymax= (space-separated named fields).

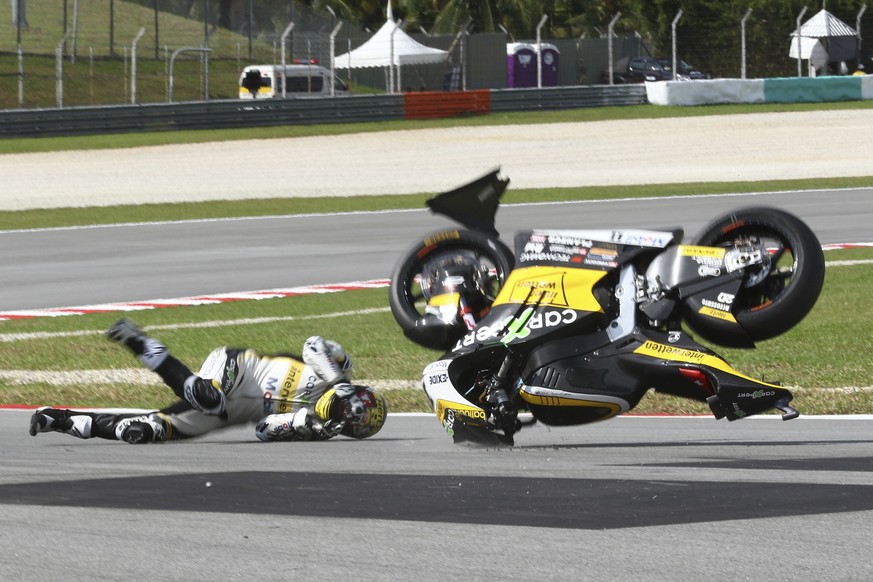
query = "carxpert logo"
xmin=452 ymin=306 xmax=579 ymax=350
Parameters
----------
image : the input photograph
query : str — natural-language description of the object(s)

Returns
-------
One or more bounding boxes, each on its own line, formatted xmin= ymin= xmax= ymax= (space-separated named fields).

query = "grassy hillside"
xmin=1 ymin=0 xmax=261 ymax=57
xmin=0 ymin=0 xmax=276 ymax=107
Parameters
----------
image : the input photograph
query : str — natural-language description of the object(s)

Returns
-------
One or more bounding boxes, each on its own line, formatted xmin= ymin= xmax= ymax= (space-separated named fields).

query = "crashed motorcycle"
xmin=389 ymin=170 xmax=825 ymax=445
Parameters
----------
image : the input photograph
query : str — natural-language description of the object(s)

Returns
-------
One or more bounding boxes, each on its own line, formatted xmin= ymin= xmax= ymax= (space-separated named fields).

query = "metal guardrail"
xmin=489 ymin=85 xmax=647 ymax=111
xmin=0 ymin=85 xmax=646 ymax=139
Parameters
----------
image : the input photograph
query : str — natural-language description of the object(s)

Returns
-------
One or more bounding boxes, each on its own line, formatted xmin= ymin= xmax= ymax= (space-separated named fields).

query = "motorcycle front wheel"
xmin=690 ymin=206 xmax=825 ymax=343
xmin=389 ymin=229 xmax=514 ymax=350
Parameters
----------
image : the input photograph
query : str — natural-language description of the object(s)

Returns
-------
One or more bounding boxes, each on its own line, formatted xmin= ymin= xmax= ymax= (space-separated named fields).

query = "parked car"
xmin=601 ymin=56 xmax=709 ymax=84
xmin=657 ymin=57 xmax=710 ymax=80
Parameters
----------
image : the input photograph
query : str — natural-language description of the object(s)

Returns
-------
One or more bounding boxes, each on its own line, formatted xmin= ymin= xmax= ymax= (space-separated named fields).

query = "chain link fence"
xmin=3 ymin=2 xmax=873 ymax=110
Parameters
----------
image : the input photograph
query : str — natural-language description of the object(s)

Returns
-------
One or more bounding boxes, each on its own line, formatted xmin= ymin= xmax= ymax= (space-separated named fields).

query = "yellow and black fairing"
xmin=435 ymin=229 xmax=675 ymax=436
xmin=431 ymin=255 xmax=618 ymax=442
xmin=447 ymin=228 xmax=668 ymax=353
xmin=516 ymin=327 xmax=797 ymax=425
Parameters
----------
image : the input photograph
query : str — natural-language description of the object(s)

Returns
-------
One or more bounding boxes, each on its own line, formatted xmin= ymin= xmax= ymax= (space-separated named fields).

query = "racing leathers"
xmin=30 ymin=319 xmax=355 ymax=444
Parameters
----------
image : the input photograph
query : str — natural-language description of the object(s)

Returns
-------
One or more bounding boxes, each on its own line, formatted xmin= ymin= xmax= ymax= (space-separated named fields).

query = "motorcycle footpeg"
xmin=775 ymin=398 xmax=800 ymax=421
xmin=706 ymin=395 xmax=727 ymax=420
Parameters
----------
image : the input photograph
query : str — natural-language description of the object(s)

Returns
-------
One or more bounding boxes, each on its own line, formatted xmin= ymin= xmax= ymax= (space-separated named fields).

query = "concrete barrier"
xmin=646 ymin=79 xmax=765 ymax=106
xmin=646 ymin=76 xmax=873 ymax=106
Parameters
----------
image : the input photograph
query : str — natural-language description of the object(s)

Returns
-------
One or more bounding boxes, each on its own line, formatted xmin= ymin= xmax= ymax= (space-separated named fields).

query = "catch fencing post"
xmin=536 ymin=14 xmax=548 ymax=88
xmin=857 ymin=5 xmax=867 ymax=65
xmin=131 ymin=27 xmax=146 ymax=104
xmin=17 ymin=43 xmax=24 ymax=108
xmin=56 ymin=32 xmax=69 ymax=107
xmin=71 ymin=0 xmax=79 ymax=63
xmin=671 ymin=10 xmax=682 ymax=80
xmin=741 ymin=8 xmax=752 ymax=79
xmin=390 ymin=19 xmax=403 ymax=93
xmin=280 ymin=21 xmax=294 ymax=98
xmin=607 ymin=12 xmax=621 ymax=86
xmin=169 ymin=47 xmax=212 ymax=102
xmin=329 ymin=21 xmax=342 ymax=96
xmin=795 ymin=7 xmax=808 ymax=78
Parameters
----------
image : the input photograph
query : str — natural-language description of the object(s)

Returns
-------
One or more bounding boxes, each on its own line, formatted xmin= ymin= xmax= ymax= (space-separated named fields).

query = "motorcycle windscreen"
xmin=449 ymin=266 xmax=609 ymax=352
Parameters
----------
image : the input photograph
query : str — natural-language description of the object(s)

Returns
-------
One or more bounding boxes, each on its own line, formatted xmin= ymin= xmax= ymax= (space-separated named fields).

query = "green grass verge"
xmin=2 ymin=248 xmax=871 ymax=416
xmin=6 ymin=100 xmax=873 ymax=155
xmin=2 ymin=105 xmax=872 ymax=416
xmin=3 ymin=176 xmax=873 ymax=231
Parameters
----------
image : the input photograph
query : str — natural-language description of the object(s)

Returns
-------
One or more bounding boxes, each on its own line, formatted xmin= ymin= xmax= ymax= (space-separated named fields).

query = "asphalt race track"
xmin=3 ymin=411 xmax=873 ymax=580
xmin=2 ymin=188 xmax=873 ymax=579
xmin=2 ymin=188 xmax=871 ymax=311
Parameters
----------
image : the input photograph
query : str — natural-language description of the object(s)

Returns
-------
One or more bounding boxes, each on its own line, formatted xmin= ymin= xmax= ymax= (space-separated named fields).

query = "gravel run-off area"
xmin=2 ymin=108 xmax=873 ymax=211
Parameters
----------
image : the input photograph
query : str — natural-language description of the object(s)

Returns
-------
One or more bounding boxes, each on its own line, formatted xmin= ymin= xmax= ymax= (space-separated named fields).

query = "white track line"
xmin=2 ymin=246 xmax=870 ymax=324
xmin=0 ymin=306 xmax=391 ymax=342
xmin=0 ymin=279 xmax=390 ymax=322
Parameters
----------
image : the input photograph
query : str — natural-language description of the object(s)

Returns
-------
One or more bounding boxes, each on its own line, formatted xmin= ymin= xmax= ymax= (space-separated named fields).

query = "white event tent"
xmin=789 ymin=9 xmax=858 ymax=76
xmin=333 ymin=1 xmax=448 ymax=92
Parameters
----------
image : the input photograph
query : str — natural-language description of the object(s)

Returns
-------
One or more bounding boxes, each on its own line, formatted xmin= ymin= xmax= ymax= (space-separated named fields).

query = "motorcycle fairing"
xmin=423 ymin=359 xmax=486 ymax=418
xmin=423 ymin=358 xmax=512 ymax=444
xmin=514 ymin=328 xmax=795 ymax=425
xmin=632 ymin=340 xmax=774 ymax=384
xmin=514 ymin=228 xmax=679 ymax=271
xmin=447 ymin=266 xmax=611 ymax=353
xmin=495 ymin=265 xmax=606 ymax=311
xmin=518 ymin=385 xmax=631 ymax=425
xmin=630 ymin=338 xmax=796 ymax=420
xmin=425 ymin=168 xmax=509 ymax=237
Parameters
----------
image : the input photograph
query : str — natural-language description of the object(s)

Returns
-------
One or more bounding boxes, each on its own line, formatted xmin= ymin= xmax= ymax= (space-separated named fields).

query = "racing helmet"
xmin=315 ymin=384 xmax=387 ymax=439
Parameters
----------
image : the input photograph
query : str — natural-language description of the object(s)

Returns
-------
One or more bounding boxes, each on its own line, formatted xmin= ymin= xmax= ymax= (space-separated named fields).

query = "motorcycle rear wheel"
xmin=690 ymin=206 xmax=825 ymax=344
xmin=389 ymin=229 xmax=514 ymax=350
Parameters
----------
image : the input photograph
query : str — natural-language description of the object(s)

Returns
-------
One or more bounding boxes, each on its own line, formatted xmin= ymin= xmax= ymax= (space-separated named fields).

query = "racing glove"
xmin=255 ymin=409 xmax=344 ymax=442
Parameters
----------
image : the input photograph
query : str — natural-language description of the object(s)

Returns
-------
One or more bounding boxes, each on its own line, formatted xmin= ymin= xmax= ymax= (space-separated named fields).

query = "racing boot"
xmin=303 ymin=336 xmax=352 ymax=384
xmin=107 ymin=318 xmax=168 ymax=371
xmin=29 ymin=407 xmax=73 ymax=436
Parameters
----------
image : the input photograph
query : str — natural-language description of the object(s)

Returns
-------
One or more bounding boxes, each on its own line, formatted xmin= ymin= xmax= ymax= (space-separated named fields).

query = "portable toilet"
xmin=539 ymin=44 xmax=559 ymax=86
xmin=507 ymin=42 xmax=559 ymax=88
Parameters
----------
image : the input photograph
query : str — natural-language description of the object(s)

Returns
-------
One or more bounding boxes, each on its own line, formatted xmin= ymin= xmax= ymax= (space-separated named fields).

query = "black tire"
xmin=690 ymin=206 xmax=825 ymax=344
xmin=389 ymin=229 xmax=514 ymax=350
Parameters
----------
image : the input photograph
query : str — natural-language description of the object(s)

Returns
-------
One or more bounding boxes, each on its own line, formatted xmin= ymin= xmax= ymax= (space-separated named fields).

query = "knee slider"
xmin=183 ymin=376 xmax=226 ymax=415
xmin=114 ymin=415 xmax=167 ymax=444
